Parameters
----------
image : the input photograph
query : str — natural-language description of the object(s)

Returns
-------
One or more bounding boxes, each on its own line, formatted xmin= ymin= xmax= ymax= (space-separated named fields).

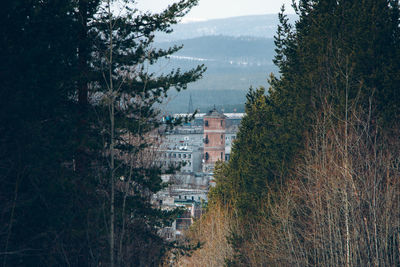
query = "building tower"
xmin=203 ymin=107 xmax=226 ymax=173
xmin=187 ymin=94 xmax=194 ymax=114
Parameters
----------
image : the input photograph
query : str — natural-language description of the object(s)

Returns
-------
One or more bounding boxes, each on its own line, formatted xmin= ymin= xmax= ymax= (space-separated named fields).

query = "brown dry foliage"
xmin=250 ymin=109 xmax=400 ymax=266
xmin=179 ymin=107 xmax=400 ymax=266
xmin=175 ymin=203 xmax=233 ymax=267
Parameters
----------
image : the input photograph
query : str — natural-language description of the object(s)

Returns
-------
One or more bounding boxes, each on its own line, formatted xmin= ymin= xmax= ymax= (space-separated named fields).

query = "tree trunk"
xmin=76 ymin=0 xmax=89 ymax=176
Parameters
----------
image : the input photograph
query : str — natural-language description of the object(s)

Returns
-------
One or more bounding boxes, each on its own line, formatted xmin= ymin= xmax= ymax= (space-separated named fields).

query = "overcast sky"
xmin=135 ymin=0 xmax=295 ymax=22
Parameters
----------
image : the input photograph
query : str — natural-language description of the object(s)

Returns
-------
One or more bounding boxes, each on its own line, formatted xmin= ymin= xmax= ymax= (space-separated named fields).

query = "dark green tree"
xmin=214 ymin=0 xmax=400 ymax=215
xmin=89 ymin=1 xmax=205 ymax=265
xmin=0 ymin=0 xmax=205 ymax=266
xmin=211 ymin=1 xmax=400 ymax=265
xmin=0 ymin=1 xmax=90 ymax=266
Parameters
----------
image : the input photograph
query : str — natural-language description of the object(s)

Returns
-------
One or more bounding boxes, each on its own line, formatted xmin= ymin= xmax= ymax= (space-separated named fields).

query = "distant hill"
xmin=156 ymin=14 xmax=298 ymax=42
xmin=155 ymin=35 xmax=276 ymax=90
xmin=154 ymin=35 xmax=276 ymax=113
xmin=152 ymin=15 xmax=298 ymax=112
xmin=158 ymin=35 xmax=275 ymax=62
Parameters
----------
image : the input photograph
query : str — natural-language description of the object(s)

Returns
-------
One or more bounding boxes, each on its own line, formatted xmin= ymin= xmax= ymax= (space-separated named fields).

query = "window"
xmin=178 ymin=154 xmax=181 ymax=158
xmin=205 ymin=152 xmax=209 ymax=161
xmin=183 ymin=154 xmax=186 ymax=158
xmin=221 ymin=134 xmax=223 ymax=139
xmin=205 ymin=120 xmax=209 ymax=127
xmin=188 ymin=154 xmax=191 ymax=158
xmin=220 ymin=120 xmax=223 ymax=126
xmin=221 ymin=152 xmax=223 ymax=159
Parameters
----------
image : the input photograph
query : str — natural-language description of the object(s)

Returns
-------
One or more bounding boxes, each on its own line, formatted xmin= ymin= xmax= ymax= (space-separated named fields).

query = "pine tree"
xmin=0 ymin=0 xmax=205 ymax=266
xmin=0 ymin=1 xmax=86 ymax=265
xmin=81 ymin=0 xmax=206 ymax=265
xmin=210 ymin=1 xmax=400 ymax=265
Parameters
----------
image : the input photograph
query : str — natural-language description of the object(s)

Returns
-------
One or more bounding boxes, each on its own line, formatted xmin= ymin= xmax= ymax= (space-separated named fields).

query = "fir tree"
xmin=0 ymin=1 xmax=205 ymax=266
xmin=211 ymin=1 xmax=400 ymax=264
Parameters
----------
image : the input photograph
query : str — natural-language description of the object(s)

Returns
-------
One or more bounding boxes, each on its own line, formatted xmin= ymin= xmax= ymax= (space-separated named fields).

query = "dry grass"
xmin=176 ymin=204 xmax=233 ymax=267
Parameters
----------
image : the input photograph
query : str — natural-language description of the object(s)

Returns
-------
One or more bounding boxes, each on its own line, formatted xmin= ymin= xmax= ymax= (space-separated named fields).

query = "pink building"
xmin=203 ymin=108 xmax=226 ymax=172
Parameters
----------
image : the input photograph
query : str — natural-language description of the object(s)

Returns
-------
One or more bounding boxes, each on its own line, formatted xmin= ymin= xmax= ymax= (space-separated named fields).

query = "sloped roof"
xmin=204 ymin=107 xmax=226 ymax=118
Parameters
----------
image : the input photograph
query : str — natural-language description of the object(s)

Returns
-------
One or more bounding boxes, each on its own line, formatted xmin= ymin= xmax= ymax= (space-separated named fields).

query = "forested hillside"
xmin=153 ymin=14 xmax=297 ymax=113
xmin=155 ymin=35 xmax=276 ymax=112
xmin=183 ymin=1 xmax=400 ymax=266
xmin=152 ymin=15 xmax=300 ymax=113
xmin=155 ymin=14 xmax=298 ymax=42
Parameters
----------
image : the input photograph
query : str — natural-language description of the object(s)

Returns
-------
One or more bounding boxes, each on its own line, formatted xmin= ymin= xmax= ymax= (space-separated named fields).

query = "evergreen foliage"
xmin=0 ymin=0 xmax=204 ymax=266
xmin=210 ymin=0 xmax=400 ymax=265
xmin=213 ymin=0 xmax=400 ymax=218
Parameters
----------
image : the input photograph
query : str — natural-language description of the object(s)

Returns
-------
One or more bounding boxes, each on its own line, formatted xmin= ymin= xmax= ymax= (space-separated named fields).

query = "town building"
xmin=153 ymin=109 xmax=243 ymax=240
xmin=203 ymin=108 xmax=227 ymax=173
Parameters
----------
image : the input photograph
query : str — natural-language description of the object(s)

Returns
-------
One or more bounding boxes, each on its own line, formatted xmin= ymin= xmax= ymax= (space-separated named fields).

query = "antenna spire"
xmin=188 ymin=94 xmax=194 ymax=114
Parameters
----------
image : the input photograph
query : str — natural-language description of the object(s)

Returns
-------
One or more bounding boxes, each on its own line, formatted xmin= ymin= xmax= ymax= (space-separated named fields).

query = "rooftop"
xmin=205 ymin=107 xmax=226 ymax=118
xmin=172 ymin=112 xmax=244 ymax=119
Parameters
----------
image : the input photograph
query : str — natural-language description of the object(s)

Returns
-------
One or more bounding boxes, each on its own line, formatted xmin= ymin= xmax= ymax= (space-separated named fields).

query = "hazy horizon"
xmin=136 ymin=0 xmax=296 ymax=22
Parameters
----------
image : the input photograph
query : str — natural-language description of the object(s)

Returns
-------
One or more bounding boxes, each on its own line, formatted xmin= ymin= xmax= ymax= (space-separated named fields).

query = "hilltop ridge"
xmin=153 ymin=15 xmax=294 ymax=112
xmin=156 ymin=14 xmax=298 ymax=42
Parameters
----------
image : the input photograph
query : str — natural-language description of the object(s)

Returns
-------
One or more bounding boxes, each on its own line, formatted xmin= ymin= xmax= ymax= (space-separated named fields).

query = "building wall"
xmin=192 ymin=147 xmax=203 ymax=172
xmin=155 ymin=113 xmax=241 ymax=240
xmin=204 ymin=116 xmax=225 ymax=165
